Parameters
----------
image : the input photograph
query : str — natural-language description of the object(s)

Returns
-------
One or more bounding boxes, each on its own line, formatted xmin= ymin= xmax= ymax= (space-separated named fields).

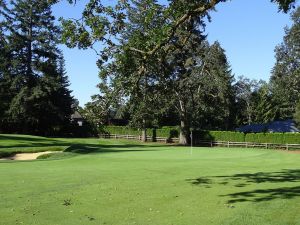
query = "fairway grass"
xmin=1 ymin=135 xmax=300 ymax=225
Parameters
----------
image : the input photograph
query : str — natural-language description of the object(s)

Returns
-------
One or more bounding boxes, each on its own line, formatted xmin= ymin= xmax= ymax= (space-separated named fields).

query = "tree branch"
xmin=145 ymin=0 xmax=223 ymax=57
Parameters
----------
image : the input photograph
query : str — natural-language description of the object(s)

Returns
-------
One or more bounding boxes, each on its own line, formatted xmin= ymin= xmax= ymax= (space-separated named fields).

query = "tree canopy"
xmin=0 ymin=0 xmax=74 ymax=135
xmin=57 ymin=0 xmax=297 ymax=143
xmin=271 ymin=6 xmax=300 ymax=120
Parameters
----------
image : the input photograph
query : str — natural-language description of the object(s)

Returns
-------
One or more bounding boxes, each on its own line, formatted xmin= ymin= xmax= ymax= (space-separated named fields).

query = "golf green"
xmin=1 ymin=135 xmax=300 ymax=225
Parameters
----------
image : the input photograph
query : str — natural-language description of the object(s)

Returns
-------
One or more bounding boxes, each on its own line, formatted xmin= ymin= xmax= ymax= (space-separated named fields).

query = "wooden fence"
xmin=99 ymin=134 xmax=179 ymax=143
xmin=196 ymin=140 xmax=300 ymax=150
xmin=99 ymin=134 xmax=300 ymax=150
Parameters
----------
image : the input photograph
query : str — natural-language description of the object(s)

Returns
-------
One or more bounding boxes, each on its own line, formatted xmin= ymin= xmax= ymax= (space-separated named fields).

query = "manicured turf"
xmin=1 ymin=134 xmax=300 ymax=225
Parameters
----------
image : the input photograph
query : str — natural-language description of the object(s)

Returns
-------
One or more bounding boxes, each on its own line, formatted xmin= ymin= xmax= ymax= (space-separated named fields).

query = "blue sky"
xmin=52 ymin=0 xmax=297 ymax=106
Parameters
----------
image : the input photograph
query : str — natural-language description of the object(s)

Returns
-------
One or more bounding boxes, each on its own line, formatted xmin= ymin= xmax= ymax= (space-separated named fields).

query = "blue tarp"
xmin=237 ymin=119 xmax=299 ymax=133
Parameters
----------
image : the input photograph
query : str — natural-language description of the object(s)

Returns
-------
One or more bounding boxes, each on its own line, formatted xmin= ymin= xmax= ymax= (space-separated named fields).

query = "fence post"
xmin=211 ymin=141 xmax=213 ymax=147
xmin=286 ymin=144 xmax=289 ymax=151
xmin=227 ymin=141 xmax=230 ymax=148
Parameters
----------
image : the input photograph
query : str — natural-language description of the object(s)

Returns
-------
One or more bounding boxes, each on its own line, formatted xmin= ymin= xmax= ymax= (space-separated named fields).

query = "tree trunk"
xmin=141 ymin=119 xmax=147 ymax=142
xmin=177 ymin=97 xmax=190 ymax=145
xmin=26 ymin=4 xmax=33 ymax=85
xmin=179 ymin=119 xmax=190 ymax=145
xmin=152 ymin=128 xmax=156 ymax=142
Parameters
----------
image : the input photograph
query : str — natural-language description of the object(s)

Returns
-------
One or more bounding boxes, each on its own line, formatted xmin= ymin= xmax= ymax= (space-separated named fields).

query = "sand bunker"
xmin=0 ymin=151 xmax=58 ymax=161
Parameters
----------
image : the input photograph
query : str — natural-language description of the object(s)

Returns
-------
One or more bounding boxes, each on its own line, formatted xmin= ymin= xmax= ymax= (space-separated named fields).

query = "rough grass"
xmin=1 ymin=134 xmax=300 ymax=225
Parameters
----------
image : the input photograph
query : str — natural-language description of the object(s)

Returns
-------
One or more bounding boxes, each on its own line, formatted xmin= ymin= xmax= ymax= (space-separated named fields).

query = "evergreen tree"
xmin=0 ymin=0 xmax=74 ymax=135
xmin=234 ymin=76 xmax=265 ymax=125
xmin=270 ymin=6 xmax=300 ymax=120
xmin=294 ymin=101 xmax=300 ymax=127
xmin=252 ymin=83 xmax=277 ymax=124
xmin=0 ymin=27 xmax=9 ymax=131
xmin=192 ymin=41 xmax=235 ymax=130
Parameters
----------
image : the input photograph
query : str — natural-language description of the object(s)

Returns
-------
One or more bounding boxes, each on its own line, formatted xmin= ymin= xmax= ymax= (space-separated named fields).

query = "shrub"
xmin=102 ymin=126 xmax=141 ymax=136
xmin=103 ymin=126 xmax=179 ymax=139
xmin=102 ymin=126 xmax=300 ymax=144
xmin=194 ymin=131 xmax=245 ymax=142
xmin=245 ymin=133 xmax=285 ymax=144
xmin=283 ymin=133 xmax=300 ymax=144
xmin=156 ymin=127 xmax=179 ymax=138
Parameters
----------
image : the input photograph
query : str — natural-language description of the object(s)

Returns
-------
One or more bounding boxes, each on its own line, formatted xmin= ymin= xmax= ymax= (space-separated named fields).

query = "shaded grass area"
xmin=0 ymin=134 xmax=300 ymax=225
xmin=0 ymin=134 xmax=165 ymax=158
xmin=187 ymin=169 xmax=300 ymax=203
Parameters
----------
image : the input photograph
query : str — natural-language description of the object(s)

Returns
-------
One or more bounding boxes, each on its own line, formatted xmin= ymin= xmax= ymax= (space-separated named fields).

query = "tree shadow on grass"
xmin=0 ymin=134 xmax=164 ymax=150
xmin=224 ymin=186 xmax=300 ymax=203
xmin=64 ymin=144 xmax=160 ymax=154
xmin=0 ymin=134 xmax=68 ymax=148
xmin=187 ymin=169 xmax=300 ymax=203
xmin=0 ymin=134 xmax=165 ymax=159
xmin=0 ymin=134 xmax=51 ymax=142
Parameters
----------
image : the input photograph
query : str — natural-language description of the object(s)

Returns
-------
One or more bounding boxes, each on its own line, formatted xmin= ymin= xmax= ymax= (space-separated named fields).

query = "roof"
xmin=236 ymin=119 xmax=299 ymax=133
xmin=71 ymin=111 xmax=83 ymax=120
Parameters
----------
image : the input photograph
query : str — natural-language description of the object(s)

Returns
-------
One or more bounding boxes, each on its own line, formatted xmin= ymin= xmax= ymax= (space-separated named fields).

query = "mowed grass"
xmin=1 ymin=135 xmax=300 ymax=225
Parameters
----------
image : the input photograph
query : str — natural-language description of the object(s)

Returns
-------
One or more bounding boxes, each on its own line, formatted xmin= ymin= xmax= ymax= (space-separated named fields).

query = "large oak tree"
xmin=59 ymin=0 xmax=296 ymax=143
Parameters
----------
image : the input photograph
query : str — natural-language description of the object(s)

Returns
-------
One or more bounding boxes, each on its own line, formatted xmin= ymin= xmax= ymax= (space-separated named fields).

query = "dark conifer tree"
xmin=270 ymin=6 xmax=300 ymax=120
xmin=0 ymin=0 xmax=74 ymax=135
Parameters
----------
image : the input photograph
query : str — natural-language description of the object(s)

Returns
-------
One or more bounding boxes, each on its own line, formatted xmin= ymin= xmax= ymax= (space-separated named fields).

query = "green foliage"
xmin=234 ymin=76 xmax=267 ymax=126
xmin=191 ymin=42 xmax=235 ymax=130
xmin=271 ymin=0 xmax=297 ymax=12
xmin=0 ymin=0 xmax=74 ymax=135
xmin=102 ymin=126 xmax=300 ymax=144
xmin=293 ymin=101 xmax=300 ymax=127
xmin=244 ymin=133 xmax=300 ymax=144
xmin=209 ymin=131 xmax=245 ymax=142
xmin=195 ymin=131 xmax=300 ymax=144
xmin=103 ymin=126 xmax=180 ymax=138
xmin=270 ymin=6 xmax=300 ymax=120
xmin=103 ymin=126 xmax=141 ymax=136
xmin=252 ymin=83 xmax=277 ymax=124
xmin=59 ymin=0 xmax=296 ymax=142
xmin=245 ymin=133 xmax=283 ymax=144
xmin=283 ymin=133 xmax=300 ymax=144
xmin=156 ymin=127 xmax=179 ymax=138
xmin=194 ymin=131 xmax=245 ymax=142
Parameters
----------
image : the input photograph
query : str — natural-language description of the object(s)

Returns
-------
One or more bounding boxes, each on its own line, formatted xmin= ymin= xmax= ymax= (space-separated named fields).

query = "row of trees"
xmin=0 ymin=0 xmax=74 ymax=136
xmin=0 ymin=0 xmax=298 ymax=141
xmin=69 ymin=0 xmax=299 ymax=144
xmin=235 ymin=7 xmax=300 ymax=126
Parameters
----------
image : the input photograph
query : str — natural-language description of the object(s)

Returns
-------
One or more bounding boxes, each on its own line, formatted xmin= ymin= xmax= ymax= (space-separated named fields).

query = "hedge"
xmin=102 ymin=126 xmax=300 ymax=144
xmin=156 ymin=127 xmax=179 ymax=139
xmin=283 ymin=133 xmax=300 ymax=144
xmin=207 ymin=132 xmax=300 ymax=144
xmin=209 ymin=131 xmax=245 ymax=142
xmin=102 ymin=126 xmax=180 ymax=139
xmin=102 ymin=126 xmax=141 ymax=136
xmin=245 ymin=133 xmax=284 ymax=144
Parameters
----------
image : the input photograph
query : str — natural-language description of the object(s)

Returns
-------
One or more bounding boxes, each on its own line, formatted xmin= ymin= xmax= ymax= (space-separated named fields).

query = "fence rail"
xmin=197 ymin=140 xmax=300 ymax=150
xmin=99 ymin=134 xmax=179 ymax=143
xmin=99 ymin=134 xmax=300 ymax=150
